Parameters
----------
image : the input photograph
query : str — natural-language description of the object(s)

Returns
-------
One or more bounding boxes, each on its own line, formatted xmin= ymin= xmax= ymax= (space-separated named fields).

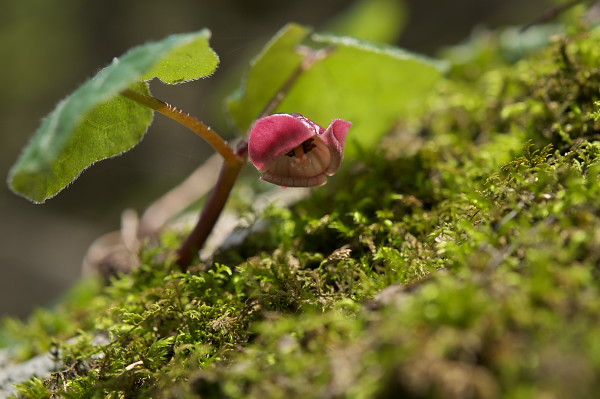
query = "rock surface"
xmin=0 ymin=348 xmax=58 ymax=398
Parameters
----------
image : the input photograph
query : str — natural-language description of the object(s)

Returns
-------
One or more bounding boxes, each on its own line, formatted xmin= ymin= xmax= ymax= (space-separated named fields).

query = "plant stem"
xmin=121 ymin=88 xmax=248 ymax=269
xmin=175 ymin=146 xmax=246 ymax=268
xmin=120 ymin=47 xmax=329 ymax=268
xmin=259 ymin=46 xmax=335 ymax=118
xmin=120 ymin=88 xmax=239 ymax=167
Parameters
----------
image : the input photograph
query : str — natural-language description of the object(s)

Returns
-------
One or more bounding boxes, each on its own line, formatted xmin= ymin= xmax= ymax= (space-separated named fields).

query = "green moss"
xmin=5 ymin=19 xmax=600 ymax=399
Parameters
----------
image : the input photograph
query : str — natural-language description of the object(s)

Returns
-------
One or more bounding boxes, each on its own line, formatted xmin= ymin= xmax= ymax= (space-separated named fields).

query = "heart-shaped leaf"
xmin=9 ymin=29 xmax=219 ymax=203
xmin=280 ymin=33 xmax=447 ymax=154
xmin=227 ymin=24 xmax=447 ymax=155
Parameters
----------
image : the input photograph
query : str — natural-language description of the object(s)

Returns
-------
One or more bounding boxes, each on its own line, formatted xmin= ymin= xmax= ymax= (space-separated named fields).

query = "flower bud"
xmin=248 ymin=113 xmax=352 ymax=187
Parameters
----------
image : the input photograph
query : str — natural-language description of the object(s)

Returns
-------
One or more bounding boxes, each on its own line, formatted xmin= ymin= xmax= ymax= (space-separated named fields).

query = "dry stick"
xmin=138 ymin=153 xmax=222 ymax=236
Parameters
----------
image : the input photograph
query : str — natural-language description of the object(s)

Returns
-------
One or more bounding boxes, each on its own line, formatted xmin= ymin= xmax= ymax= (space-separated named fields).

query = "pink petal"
xmin=248 ymin=114 xmax=317 ymax=172
xmin=261 ymin=172 xmax=327 ymax=187
xmin=248 ymin=113 xmax=352 ymax=187
xmin=320 ymin=119 xmax=352 ymax=175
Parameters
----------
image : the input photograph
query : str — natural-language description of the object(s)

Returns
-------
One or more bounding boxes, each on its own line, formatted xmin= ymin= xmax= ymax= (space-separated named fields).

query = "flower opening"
xmin=248 ymin=113 xmax=352 ymax=187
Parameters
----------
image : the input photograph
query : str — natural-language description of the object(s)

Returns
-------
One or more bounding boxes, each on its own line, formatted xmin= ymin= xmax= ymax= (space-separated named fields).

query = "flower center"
xmin=285 ymin=138 xmax=317 ymax=160
xmin=262 ymin=136 xmax=331 ymax=187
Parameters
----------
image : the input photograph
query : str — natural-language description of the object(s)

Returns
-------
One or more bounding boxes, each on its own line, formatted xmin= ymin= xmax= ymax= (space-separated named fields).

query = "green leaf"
xmin=280 ymin=33 xmax=447 ymax=154
xmin=226 ymin=23 xmax=311 ymax=135
xmin=325 ymin=0 xmax=408 ymax=44
xmin=10 ymin=82 xmax=153 ymax=204
xmin=226 ymin=25 xmax=446 ymax=155
xmin=142 ymin=32 xmax=219 ymax=84
xmin=8 ymin=29 xmax=219 ymax=203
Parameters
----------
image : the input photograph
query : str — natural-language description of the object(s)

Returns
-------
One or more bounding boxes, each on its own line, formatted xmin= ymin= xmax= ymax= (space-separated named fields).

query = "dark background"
xmin=1 ymin=0 xmax=553 ymax=318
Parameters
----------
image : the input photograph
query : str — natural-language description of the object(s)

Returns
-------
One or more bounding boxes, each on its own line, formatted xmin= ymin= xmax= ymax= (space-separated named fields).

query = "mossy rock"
xmin=3 ymin=18 xmax=600 ymax=399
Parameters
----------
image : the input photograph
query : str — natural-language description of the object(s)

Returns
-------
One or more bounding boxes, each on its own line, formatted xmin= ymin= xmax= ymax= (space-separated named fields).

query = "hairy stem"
xmin=175 ymin=143 xmax=246 ymax=268
xmin=121 ymin=88 xmax=248 ymax=269
xmin=120 ymin=88 xmax=239 ymax=167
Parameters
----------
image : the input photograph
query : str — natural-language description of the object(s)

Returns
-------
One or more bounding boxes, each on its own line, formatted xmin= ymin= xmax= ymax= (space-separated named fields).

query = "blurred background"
xmin=1 ymin=0 xmax=553 ymax=318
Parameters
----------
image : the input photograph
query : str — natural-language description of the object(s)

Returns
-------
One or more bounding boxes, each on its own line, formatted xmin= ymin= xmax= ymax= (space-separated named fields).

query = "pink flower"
xmin=248 ymin=113 xmax=352 ymax=187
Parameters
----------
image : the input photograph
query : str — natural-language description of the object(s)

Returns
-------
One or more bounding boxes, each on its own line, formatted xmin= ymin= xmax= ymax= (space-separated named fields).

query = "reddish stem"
xmin=175 ymin=142 xmax=247 ymax=268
